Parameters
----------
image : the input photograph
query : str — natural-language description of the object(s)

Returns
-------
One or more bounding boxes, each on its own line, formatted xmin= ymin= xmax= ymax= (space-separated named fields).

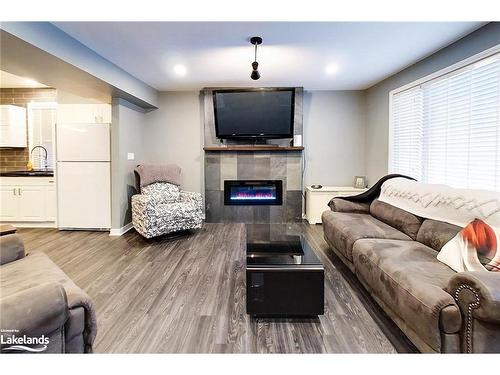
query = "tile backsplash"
xmin=0 ymin=88 xmax=57 ymax=172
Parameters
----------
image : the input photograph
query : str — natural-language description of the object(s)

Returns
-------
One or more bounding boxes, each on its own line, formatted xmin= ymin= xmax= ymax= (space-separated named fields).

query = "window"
xmin=27 ymin=102 xmax=57 ymax=170
xmin=390 ymin=52 xmax=500 ymax=191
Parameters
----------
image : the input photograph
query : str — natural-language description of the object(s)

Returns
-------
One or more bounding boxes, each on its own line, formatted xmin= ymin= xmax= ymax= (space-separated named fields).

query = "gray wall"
xmin=365 ymin=22 xmax=500 ymax=185
xmin=111 ymin=98 xmax=145 ymax=230
xmin=141 ymin=90 xmax=366 ymax=193
xmin=143 ymin=91 xmax=204 ymax=193
xmin=1 ymin=22 xmax=158 ymax=108
xmin=303 ymin=91 xmax=366 ymax=186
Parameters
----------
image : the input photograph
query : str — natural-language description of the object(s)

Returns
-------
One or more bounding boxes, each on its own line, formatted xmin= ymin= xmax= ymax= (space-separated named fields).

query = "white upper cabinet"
xmin=0 ymin=105 xmax=27 ymax=147
xmin=57 ymin=104 xmax=112 ymax=124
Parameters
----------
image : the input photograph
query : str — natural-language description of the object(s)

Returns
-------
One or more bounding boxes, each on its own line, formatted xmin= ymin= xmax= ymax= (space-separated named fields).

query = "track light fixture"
xmin=250 ymin=36 xmax=262 ymax=80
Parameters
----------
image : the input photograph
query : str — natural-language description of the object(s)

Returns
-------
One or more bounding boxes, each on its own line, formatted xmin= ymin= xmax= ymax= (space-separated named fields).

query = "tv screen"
xmin=213 ymin=89 xmax=295 ymax=139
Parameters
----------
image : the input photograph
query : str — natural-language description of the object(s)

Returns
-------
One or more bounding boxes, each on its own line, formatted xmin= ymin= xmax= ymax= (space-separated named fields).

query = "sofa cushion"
xmin=416 ymin=219 xmax=462 ymax=252
xmin=322 ymin=211 xmax=412 ymax=262
xmin=370 ymin=199 xmax=423 ymax=240
xmin=352 ymin=239 xmax=461 ymax=352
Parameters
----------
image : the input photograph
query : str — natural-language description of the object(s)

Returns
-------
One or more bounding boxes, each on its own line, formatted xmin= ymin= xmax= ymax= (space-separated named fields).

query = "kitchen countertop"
xmin=0 ymin=170 xmax=54 ymax=177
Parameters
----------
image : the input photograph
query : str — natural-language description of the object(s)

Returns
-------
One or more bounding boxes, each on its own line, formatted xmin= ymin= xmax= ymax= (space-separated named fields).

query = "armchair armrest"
xmin=328 ymin=198 xmax=370 ymax=214
xmin=131 ymin=194 xmax=155 ymax=229
xmin=0 ymin=283 xmax=69 ymax=340
xmin=131 ymin=193 xmax=155 ymax=209
xmin=0 ymin=234 xmax=25 ymax=265
xmin=447 ymin=271 xmax=500 ymax=353
xmin=179 ymin=191 xmax=203 ymax=211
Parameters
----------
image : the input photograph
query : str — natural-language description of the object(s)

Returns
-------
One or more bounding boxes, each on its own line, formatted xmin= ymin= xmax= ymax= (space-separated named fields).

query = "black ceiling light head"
xmin=250 ymin=36 xmax=262 ymax=80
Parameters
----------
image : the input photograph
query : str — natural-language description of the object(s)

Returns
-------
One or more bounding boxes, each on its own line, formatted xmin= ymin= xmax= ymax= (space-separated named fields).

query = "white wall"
xmin=111 ymin=98 xmax=145 ymax=230
xmin=303 ymin=91 xmax=366 ymax=187
xmin=143 ymin=91 xmax=203 ymax=193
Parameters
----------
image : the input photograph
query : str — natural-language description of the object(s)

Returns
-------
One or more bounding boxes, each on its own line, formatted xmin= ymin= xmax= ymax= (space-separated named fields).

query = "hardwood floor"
xmin=18 ymin=223 xmax=417 ymax=353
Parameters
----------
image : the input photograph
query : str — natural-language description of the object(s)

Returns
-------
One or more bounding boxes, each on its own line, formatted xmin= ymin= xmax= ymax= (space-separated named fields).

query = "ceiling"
xmin=0 ymin=70 xmax=48 ymax=88
xmin=53 ymin=22 xmax=485 ymax=91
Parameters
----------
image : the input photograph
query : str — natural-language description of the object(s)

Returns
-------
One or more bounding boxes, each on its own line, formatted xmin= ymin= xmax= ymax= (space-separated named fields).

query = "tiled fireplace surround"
xmin=203 ymin=88 xmax=304 ymax=223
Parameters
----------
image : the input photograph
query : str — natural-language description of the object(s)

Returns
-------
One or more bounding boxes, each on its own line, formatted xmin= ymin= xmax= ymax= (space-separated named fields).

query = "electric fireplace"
xmin=224 ymin=180 xmax=283 ymax=206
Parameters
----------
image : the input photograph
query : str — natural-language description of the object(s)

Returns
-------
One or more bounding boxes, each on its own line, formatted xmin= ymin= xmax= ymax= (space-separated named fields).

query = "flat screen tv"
xmin=213 ymin=88 xmax=295 ymax=139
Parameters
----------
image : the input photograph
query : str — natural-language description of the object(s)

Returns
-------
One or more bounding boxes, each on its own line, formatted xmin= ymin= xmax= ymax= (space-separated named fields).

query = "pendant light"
xmin=250 ymin=36 xmax=262 ymax=80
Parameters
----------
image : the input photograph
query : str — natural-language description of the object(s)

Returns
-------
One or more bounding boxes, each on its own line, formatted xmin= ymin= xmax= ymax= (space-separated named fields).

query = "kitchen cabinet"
xmin=0 ymin=185 xmax=18 ymax=220
xmin=46 ymin=186 xmax=57 ymax=221
xmin=18 ymin=186 xmax=46 ymax=221
xmin=0 ymin=177 xmax=56 ymax=224
xmin=0 ymin=105 xmax=27 ymax=147
xmin=57 ymin=104 xmax=112 ymax=124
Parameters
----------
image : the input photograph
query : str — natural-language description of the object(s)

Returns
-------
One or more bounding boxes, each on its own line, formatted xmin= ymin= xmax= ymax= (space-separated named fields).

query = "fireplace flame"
xmin=232 ymin=191 xmax=275 ymax=199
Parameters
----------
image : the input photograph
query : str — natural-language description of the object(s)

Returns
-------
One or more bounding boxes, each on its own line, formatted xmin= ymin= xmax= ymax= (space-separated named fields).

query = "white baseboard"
xmin=109 ymin=222 xmax=134 ymax=236
xmin=2 ymin=221 xmax=57 ymax=228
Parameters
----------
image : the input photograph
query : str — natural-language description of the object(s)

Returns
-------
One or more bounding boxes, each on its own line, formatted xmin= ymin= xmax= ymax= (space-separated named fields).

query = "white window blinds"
xmin=390 ymin=87 xmax=423 ymax=181
xmin=390 ymin=53 xmax=500 ymax=191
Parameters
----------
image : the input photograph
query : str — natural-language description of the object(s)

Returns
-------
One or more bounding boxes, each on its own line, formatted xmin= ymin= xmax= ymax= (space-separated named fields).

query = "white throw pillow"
xmin=438 ymin=219 xmax=500 ymax=272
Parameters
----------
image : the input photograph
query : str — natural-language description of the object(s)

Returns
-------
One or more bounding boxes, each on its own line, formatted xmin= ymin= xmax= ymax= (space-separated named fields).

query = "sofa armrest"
xmin=0 ymin=234 xmax=25 ymax=265
xmin=0 ymin=282 xmax=69 ymax=340
xmin=447 ymin=271 xmax=500 ymax=353
xmin=448 ymin=271 xmax=500 ymax=323
xmin=0 ymin=224 xmax=17 ymax=236
xmin=328 ymin=198 xmax=370 ymax=214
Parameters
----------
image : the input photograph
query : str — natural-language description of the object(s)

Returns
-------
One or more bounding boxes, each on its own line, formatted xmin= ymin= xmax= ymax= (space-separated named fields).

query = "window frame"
xmin=27 ymin=101 xmax=58 ymax=170
xmin=388 ymin=44 xmax=500 ymax=179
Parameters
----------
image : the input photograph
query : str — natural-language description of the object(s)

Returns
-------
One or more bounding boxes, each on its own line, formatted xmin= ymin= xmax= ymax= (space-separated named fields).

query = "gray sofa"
xmin=322 ymin=197 xmax=500 ymax=353
xmin=0 ymin=228 xmax=97 ymax=353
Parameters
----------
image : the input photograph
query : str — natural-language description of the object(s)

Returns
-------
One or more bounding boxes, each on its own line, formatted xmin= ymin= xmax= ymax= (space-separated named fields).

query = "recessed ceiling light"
xmin=325 ymin=64 xmax=339 ymax=75
xmin=173 ymin=64 xmax=187 ymax=77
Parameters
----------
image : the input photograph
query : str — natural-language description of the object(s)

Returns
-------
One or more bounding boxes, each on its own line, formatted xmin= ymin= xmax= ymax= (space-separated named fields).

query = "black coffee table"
xmin=246 ymin=224 xmax=324 ymax=317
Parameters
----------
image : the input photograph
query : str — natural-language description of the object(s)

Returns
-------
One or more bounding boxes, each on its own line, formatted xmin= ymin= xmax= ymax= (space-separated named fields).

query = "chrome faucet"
xmin=30 ymin=145 xmax=48 ymax=170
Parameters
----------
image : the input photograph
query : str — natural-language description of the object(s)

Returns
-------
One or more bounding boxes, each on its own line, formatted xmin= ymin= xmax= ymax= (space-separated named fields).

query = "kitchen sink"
xmin=0 ymin=170 xmax=54 ymax=177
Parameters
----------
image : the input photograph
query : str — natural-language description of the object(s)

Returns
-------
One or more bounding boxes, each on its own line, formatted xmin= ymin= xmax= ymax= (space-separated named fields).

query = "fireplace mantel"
xmin=203 ymin=146 xmax=304 ymax=152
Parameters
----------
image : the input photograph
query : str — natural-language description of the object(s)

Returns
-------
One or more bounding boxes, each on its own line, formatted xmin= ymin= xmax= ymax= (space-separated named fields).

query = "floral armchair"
xmin=131 ymin=171 xmax=203 ymax=239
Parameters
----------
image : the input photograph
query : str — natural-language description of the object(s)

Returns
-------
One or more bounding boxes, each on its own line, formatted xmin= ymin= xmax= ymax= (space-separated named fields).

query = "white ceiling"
xmin=53 ymin=22 xmax=485 ymax=91
xmin=0 ymin=70 xmax=48 ymax=88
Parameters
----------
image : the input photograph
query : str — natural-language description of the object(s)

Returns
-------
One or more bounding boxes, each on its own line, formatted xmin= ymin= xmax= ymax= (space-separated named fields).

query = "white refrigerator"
xmin=56 ymin=123 xmax=111 ymax=229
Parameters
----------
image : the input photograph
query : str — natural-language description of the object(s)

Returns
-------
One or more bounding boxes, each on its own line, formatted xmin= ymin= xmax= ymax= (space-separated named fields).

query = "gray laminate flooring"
xmin=18 ymin=223 xmax=416 ymax=353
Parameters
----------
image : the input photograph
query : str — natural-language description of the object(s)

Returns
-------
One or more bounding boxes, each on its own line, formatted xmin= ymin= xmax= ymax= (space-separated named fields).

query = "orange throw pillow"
xmin=437 ymin=219 xmax=500 ymax=272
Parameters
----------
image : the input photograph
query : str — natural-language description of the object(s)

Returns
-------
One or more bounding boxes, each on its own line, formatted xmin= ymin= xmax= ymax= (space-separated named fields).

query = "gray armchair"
xmin=0 ymin=227 xmax=97 ymax=353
